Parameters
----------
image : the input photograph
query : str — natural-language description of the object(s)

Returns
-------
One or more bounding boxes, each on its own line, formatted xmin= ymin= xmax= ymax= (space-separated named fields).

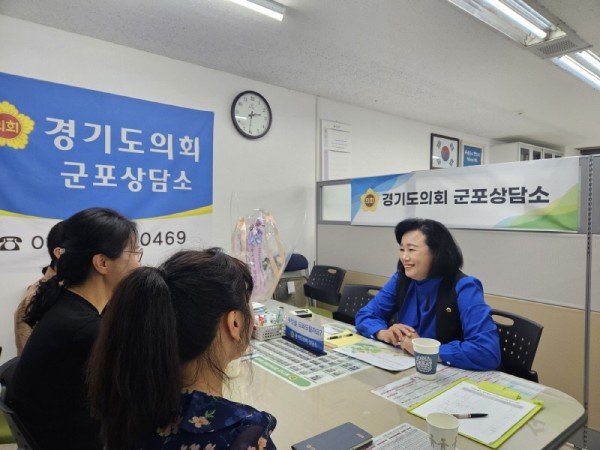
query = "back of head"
xmin=25 ymin=207 xmax=137 ymax=325
xmin=87 ymin=248 xmax=254 ymax=450
xmin=162 ymin=248 xmax=254 ymax=363
xmin=394 ymin=217 xmax=463 ymax=279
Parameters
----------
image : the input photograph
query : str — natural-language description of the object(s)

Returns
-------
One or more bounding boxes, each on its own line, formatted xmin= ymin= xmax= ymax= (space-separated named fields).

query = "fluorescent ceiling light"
xmin=482 ymin=0 xmax=547 ymax=39
xmin=229 ymin=0 xmax=285 ymax=21
xmin=446 ymin=0 xmax=563 ymax=46
xmin=447 ymin=0 xmax=597 ymax=90
xmin=577 ymin=51 xmax=600 ymax=73
xmin=552 ymin=52 xmax=600 ymax=90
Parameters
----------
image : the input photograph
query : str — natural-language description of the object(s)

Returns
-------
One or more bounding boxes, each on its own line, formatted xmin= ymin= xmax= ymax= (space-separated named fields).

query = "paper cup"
xmin=427 ymin=412 xmax=459 ymax=450
xmin=413 ymin=337 xmax=440 ymax=380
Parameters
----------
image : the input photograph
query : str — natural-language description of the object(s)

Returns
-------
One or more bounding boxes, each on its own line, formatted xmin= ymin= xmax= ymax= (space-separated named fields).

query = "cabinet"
xmin=490 ymin=142 xmax=563 ymax=164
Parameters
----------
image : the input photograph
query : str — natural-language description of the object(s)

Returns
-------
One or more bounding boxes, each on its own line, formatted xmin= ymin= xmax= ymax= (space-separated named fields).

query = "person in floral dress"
xmin=87 ymin=248 xmax=277 ymax=450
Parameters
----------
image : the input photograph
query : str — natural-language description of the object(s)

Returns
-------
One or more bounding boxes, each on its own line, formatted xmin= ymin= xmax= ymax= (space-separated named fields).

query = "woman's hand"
xmin=400 ymin=337 xmax=416 ymax=355
xmin=376 ymin=323 xmax=418 ymax=348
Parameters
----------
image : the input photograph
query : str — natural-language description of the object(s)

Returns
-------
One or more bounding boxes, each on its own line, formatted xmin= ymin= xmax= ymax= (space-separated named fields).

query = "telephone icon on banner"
xmin=0 ymin=236 xmax=22 ymax=251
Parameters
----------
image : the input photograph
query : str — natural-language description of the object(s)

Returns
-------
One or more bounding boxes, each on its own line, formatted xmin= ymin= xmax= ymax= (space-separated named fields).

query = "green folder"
xmin=407 ymin=378 xmax=543 ymax=449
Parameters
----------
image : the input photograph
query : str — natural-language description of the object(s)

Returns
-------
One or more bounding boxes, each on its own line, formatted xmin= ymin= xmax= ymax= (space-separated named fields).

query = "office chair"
xmin=333 ymin=284 xmax=380 ymax=325
xmin=491 ymin=309 xmax=544 ymax=383
xmin=303 ymin=265 xmax=346 ymax=318
xmin=284 ymin=253 xmax=309 ymax=276
xmin=272 ymin=253 xmax=310 ymax=305
xmin=0 ymin=357 xmax=40 ymax=449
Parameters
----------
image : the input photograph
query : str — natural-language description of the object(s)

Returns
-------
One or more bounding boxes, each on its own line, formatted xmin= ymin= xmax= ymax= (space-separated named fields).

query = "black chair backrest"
xmin=491 ymin=309 xmax=544 ymax=382
xmin=303 ymin=265 xmax=346 ymax=306
xmin=333 ymin=284 xmax=380 ymax=325
xmin=0 ymin=357 xmax=40 ymax=450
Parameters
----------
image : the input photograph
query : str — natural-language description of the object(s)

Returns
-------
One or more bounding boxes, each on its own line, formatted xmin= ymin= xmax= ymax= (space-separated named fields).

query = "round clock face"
xmin=231 ymin=91 xmax=272 ymax=139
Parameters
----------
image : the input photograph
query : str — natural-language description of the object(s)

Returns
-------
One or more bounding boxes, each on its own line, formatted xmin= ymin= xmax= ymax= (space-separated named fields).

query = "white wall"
xmin=316 ymin=97 xmax=496 ymax=178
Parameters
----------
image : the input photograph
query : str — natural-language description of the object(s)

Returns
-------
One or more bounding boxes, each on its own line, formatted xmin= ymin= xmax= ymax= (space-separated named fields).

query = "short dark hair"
xmin=25 ymin=207 xmax=137 ymax=325
xmin=87 ymin=248 xmax=254 ymax=450
xmin=394 ymin=218 xmax=463 ymax=279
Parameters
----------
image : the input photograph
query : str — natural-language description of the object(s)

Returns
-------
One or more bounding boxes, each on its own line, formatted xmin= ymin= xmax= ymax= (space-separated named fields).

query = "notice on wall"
xmin=321 ymin=120 xmax=351 ymax=181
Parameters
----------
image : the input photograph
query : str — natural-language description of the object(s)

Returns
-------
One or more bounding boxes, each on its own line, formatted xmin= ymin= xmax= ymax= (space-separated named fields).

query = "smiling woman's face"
xmin=399 ymin=229 xmax=433 ymax=281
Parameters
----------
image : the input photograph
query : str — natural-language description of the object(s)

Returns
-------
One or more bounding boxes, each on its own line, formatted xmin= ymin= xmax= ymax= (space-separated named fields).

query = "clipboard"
xmin=407 ymin=378 xmax=543 ymax=448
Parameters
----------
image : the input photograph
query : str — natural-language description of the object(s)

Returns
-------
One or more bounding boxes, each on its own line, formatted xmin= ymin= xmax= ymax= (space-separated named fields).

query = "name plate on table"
xmin=285 ymin=315 xmax=325 ymax=355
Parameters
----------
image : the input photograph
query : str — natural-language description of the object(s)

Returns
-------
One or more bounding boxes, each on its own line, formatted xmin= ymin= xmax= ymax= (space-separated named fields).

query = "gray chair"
xmin=333 ymin=284 xmax=380 ymax=325
xmin=0 ymin=357 xmax=40 ymax=450
xmin=491 ymin=309 xmax=544 ymax=382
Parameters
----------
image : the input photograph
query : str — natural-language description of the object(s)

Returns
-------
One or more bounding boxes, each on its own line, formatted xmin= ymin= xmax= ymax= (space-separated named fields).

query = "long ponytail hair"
xmin=87 ymin=248 xmax=254 ymax=450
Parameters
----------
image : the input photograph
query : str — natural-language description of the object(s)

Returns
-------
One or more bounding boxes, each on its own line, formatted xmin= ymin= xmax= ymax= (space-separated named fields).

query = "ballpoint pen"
xmin=328 ymin=332 xmax=353 ymax=340
xmin=452 ymin=413 xmax=488 ymax=419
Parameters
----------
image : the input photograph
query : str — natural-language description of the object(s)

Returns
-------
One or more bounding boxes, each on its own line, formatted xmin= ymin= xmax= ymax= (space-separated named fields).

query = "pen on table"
xmin=328 ymin=332 xmax=353 ymax=340
xmin=452 ymin=413 xmax=488 ymax=419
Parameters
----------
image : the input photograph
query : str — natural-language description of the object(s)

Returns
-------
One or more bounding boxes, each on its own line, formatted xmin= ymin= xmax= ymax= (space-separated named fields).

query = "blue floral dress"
xmin=143 ymin=389 xmax=278 ymax=450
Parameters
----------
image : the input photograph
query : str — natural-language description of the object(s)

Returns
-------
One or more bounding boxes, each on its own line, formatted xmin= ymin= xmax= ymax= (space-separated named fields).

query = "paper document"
xmin=371 ymin=365 xmax=544 ymax=409
xmin=365 ymin=423 xmax=439 ymax=450
xmin=334 ymin=339 xmax=415 ymax=371
xmin=409 ymin=380 xmax=542 ymax=447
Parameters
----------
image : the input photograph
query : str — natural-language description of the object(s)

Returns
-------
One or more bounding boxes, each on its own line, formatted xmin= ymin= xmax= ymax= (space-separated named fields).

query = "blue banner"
xmin=0 ymin=72 xmax=213 ymax=220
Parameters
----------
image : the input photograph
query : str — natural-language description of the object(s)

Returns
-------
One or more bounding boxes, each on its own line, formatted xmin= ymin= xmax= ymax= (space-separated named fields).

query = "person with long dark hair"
xmin=87 ymin=248 xmax=277 ymax=450
xmin=14 ymin=220 xmax=65 ymax=355
xmin=355 ymin=218 xmax=500 ymax=370
xmin=9 ymin=207 xmax=140 ymax=450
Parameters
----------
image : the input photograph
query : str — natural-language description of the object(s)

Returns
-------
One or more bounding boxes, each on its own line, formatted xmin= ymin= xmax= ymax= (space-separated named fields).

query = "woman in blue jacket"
xmin=355 ymin=218 xmax=501 ymax=371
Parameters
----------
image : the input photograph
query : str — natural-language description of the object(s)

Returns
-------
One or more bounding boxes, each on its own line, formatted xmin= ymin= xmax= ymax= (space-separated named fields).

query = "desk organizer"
xmin=253 ymin=323 xmax=285 ymax=341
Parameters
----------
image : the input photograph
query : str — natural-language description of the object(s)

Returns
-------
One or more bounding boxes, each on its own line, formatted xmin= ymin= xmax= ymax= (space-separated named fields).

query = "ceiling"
xmin=2 ymin=0 xmax=600 ymax=149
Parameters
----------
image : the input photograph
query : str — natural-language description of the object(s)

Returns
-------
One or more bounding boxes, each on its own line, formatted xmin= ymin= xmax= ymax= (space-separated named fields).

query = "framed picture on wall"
xmin=430 ymin=133 xmax=459 ymax=169
xmin=461 ymin=143 xmax=484 ymax=166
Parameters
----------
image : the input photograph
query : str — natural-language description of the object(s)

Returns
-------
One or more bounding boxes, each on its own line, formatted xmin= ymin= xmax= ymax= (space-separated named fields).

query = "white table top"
xmin=227 ymin=300 xmax=585 ymax=450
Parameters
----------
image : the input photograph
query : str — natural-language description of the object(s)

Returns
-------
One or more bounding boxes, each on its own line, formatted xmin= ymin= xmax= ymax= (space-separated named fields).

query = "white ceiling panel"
xmin=1 ymin=0 xmax=599 ymax=149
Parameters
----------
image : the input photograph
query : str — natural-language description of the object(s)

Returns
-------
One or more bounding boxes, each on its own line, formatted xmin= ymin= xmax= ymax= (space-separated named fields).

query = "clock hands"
xmin=248 ymin=110 xmax=254 ymax=133
xmin=247 ymin=111 xmax=263 ymax=135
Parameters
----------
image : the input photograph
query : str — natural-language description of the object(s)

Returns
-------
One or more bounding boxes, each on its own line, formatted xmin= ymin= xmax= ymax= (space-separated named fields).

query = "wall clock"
xmin=231 ymin=91 xmax=272 ymax=139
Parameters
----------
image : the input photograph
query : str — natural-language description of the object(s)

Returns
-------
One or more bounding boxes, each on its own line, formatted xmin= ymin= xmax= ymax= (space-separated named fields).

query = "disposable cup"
xmin=413 ymin=337 xmax=441 ymax=380
xmin=426 ymin=412 xmax=459 ymax=450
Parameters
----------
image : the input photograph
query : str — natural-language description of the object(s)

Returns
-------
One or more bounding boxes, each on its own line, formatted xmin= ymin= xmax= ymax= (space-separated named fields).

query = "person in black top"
xmin=8 ymin=207 xmax=140 ymax=450
xmin=14 ymin=220 xmax=65 ymax=355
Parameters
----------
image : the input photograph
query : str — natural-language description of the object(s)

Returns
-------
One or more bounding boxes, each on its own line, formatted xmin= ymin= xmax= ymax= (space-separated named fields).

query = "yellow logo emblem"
xmin=0 ymin=101 xmax=35 ymax=150
xmin=360 ymin=188 xmax=379 ymax=212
